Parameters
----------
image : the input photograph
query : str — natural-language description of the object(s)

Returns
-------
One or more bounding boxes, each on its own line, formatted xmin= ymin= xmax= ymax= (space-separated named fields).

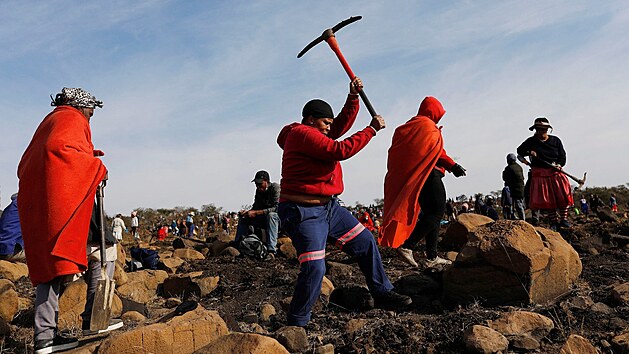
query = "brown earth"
xmin=1 ymin=212 xmax=628 ymax=353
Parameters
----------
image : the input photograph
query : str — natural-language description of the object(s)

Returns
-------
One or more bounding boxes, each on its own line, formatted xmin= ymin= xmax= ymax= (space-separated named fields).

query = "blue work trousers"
xmin=278 ymin=198 xmax=393 ymax=326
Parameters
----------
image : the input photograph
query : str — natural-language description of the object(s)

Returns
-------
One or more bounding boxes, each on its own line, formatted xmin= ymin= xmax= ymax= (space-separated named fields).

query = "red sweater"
xmin=277 ymin=96 xmax=375 ymax=197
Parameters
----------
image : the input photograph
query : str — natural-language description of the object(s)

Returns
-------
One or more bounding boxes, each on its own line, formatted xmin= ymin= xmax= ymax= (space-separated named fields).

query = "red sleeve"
xmin=328 ymin=96 xmax=360 ymax=139
xmin=436 ymin=149 xmax=456 ymax=171
xmin=290 ymin=125 xmax=376 ymax=162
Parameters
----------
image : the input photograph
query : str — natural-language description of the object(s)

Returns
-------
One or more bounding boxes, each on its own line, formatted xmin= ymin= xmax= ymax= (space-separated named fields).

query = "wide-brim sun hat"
xmin=529 ymin=117 xmax=553 ymax=131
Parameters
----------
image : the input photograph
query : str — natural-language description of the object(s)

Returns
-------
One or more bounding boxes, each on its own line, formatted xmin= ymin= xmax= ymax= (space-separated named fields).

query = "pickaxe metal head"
xmin=297 ymin=16 xmax=362 ymax=58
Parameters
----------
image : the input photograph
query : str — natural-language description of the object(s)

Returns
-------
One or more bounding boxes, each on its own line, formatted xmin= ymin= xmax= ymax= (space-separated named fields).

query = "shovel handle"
xmin=97 ymin=182 xmax=106 ymax=268
xmin=326 ymin=37 xmax=378 ymax=117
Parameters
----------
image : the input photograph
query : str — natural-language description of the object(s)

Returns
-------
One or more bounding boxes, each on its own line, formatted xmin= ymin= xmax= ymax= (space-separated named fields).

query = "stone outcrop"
xmin=97 ymin=306 xmax=228 ymax=354
xmin=116 ymin=269 xmax=168 ymax=303
xmin=0 ymin=261 xmax=29 ymax=282
xmin=442 ymin=213 xmax=494 ymax=250
xmin=195 ymin=332 xmax=289 ymax=354
xmin=443 ymin=220 xmax=582 ymax=305
xmin=0 ymin=279 xmax=19 ymax=322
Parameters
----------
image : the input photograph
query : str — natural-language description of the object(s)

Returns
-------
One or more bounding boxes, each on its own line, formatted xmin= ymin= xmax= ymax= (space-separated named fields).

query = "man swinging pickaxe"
xmin=298 ymin=16 xmax=378 ymax=117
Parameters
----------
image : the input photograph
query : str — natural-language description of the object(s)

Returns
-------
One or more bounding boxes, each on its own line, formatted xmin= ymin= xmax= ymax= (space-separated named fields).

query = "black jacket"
xmin=252 ymin=182 xmax=280 ymax=214
xmin=502 ymin=162 xmax=525 ymax=199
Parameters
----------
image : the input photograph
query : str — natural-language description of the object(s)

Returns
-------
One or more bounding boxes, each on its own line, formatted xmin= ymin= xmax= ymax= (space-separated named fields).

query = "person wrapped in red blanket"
xmin=18 ymin=88 xmax=108 ymax=353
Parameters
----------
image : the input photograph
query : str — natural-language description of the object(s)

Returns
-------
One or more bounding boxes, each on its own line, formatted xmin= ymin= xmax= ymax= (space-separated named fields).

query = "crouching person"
xmin=276 ymin=78 xmax=411 ymax=327
xmin=234 ymin=170 xmax=280 ymax=259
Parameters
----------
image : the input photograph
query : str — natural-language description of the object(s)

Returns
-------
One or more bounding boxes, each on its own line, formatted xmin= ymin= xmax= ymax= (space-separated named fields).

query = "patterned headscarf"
xmin=50 ymin=87 xmax=103 ymax=109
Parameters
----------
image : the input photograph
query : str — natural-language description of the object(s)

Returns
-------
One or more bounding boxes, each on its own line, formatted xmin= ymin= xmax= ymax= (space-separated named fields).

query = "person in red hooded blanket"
xmin=276 ymin=78 xmax=411 ymax=327
xmin=380 ymin=97 xmax=466 ymax=268
xmin=18 ymin=88 xmax=109 ymax=353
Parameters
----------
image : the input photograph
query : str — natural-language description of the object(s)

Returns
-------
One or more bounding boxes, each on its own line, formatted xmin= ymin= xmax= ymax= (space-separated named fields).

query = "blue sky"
xmin=1 ymin=1 xmax=627 ymax=214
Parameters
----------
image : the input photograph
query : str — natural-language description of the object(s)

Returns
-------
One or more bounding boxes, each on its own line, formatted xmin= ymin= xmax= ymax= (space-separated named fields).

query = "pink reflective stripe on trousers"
xmin=335 ymin=223 xmax=365 ymax=250
xmin=298 ymin=250 xmax=326 ymax=264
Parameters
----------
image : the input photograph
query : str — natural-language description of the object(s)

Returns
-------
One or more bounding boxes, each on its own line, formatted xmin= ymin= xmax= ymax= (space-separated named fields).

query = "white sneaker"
xmin=397 ymin=248 xmax=418 ymax=267
xmin=425 ymin=256 xmax=452 ymax=268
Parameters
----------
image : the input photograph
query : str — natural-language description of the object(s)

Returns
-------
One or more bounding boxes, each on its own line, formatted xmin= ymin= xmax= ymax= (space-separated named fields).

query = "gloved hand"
xmin=451 ymin=164 xmax=467 ymax=177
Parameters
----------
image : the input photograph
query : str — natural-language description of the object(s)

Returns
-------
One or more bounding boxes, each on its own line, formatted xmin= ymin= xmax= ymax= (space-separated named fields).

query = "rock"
xmin=97 ymin=306 xmax=228 ymax=354
xmin=58 ymin=279 xmax=87 ymax=330
xmin=280 ymin=297 xmax=292 ymax=312
xmin=158 ymin=257 xmax=185 ymax=273
xmin=567 ymin=295 xmax=594 ymax=310
xmin=560 ymin=334 xmax=598 ymax=354
xmin=162 ymin=273 xmax=220 ymax=299
xmin=173 ymin=248 xmax=205 ymax=260
xmin=195 ymin=332 xmax=289 ymax=354
xmin=315 ymin=343 xmax=335 ymax=354
xmin=121 ymin=311 xmax=146 ymax=323
xmin=215 ymin=231 xmax=234 ymax=243
xmin=276 ymin=326 xmax=309 ymax=353
xmin=166 ymin=297 xmax=183 ymax=308
xmin=260 ymin=303 xmax=276 ymax=322
xmin=444 ymin=221 xmax=582 ymax=305
xmin=346 ymin=319 xmax=368 ymax=335
xmin=321 ymin=276 xmax=334 ymax=297
xmin=277 ymin=237 xmax=292 ymax=246
xmin=172 ymin=237 xmax=197 ymax=249
xmin=0 ymin=279 xmax=18 ymax=322
xmin=239 ymin=322 xmax=267 ymax=334
xmin=0 ymin=317 xmax=11 ymax=337
xmin=116 ymin=269 xmax=168 ymax=303
xmin=442 ymin=213 xmax=494 ymax=250
xmin=18 ymin=296 xmax=33 ymax=311
xmin=0 ymin=261 xmax=29 ymax=281
xmin=117 ymin=246 xmax=127 ymax=264
xmin=488 ymin=311 xmax=554 ymax=341
xmin=120 ymin=297 xmax=148 ymax=317
xmin=611 ymin=282 xmax=629 ymax=304
xmin=326 ymin=261 xmax=354 ymax=279
xmin=208 ymin=241 xmax=229 ymax=257
xmin=393 ymin=274 xmax=440 ymax=297
xmin=159 ymin=251 xmax=173 ymax=259
xmin=510 ymin=335 xmax=540 ymax=350
xmin=463 ymin=325 xmax=509 ymax=354
xmin=446 ymin=251 xmax=459 ymax=262
xmin=590 ymin=302 xmax=614 ymax=315
xmin=113 ymin=261 xmax=128 ymax=286
xmin=242 ymin=312 xmax=258 ymax=324
xmin=597 ymin=206 xmax=618 ymax=222
xmin=64 ymin=341 xmax=101 ymax=354
xmin=329 ymin=286 xmax=373 ymax=311
xmin=279 ymin=242 xmax=297 ymax=260
xmin=219 ymin=246 xmax=240 ymax=257
xmin=611 ymin=331 xmax=629 ymax=354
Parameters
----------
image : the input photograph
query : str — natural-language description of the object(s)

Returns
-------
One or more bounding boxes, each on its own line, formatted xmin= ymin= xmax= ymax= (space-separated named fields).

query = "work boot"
xmin=82 ymin=318 xmax=123 ymax=336
xmin=372 ymin=290 xmax=412 ymax=311
xmin=424 ymin=256 xmax=452 ymax=268
xmin=34 ymin=335 xmax=78 ymax=354
xmin=264 ymin=253 xmax=275 ymax=261
xmin=396 ymin=247 xmax=418 ymax=267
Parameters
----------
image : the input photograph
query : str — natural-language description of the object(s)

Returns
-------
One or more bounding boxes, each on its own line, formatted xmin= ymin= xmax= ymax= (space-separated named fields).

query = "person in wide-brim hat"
xmin=517 ymin=117 xmax=573 ymax=231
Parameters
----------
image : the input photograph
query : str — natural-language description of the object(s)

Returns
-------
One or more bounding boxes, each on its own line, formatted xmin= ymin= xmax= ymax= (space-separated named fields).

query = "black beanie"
xmin=302 ymin=99 xmax=334 ymax=119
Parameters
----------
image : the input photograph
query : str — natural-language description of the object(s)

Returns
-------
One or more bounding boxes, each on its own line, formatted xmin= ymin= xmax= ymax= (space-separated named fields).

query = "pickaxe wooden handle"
xmin=297 ymin=16 xmax=378 ymax=117
xmin=525 ymin=156 xmax=587 ymax=188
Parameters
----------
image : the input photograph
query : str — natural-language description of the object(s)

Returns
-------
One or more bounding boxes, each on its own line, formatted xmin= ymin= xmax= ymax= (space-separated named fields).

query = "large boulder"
xmin=443 ymin=220 xmax=582 ymax=305
xmin=58 ymin=279 xmax=123 ymax=330
xmin=0 ymin=261 xmax=29 ymax=282
xmin=560 ymin=334 xmax=598 ymax=354
xmin=97 ymin=306 xmax=228 ymax=354
xmin=116 ymin=269 xmax=168 ymax=303
xmin=158 ymin=257 xmax=185 ymax=273
xmin=113 ymin=261 xmax=128 ymax=286
xmin=195 ymin=332 xmax=289 ymax=353
xmin=442 ymin=213 xmax=494 ymax=250
xmin=173 ymin=248 xmax=205 ymax=261
xmin=0 ymin=279 xmax=19 ymax=322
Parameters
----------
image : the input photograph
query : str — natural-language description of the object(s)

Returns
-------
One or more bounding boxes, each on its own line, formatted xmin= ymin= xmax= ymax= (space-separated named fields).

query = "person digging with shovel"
xmin=517 ymin=117 xmax=574 ymax=231
xmin=18 ymin=88 xmax=120 ymax=353
xmin=277 ymin=78 xmax=412 ymax=327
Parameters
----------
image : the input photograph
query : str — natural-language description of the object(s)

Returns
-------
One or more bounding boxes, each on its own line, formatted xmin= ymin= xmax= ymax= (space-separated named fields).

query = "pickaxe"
xmin=520 ymin=155 xmax=587 ymax=188
xmin=298 ymin=16 xmax=378 ymax=117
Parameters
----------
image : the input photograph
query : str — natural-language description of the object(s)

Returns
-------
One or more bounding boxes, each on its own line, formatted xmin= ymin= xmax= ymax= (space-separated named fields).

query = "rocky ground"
xmin=0 ymin=209 xmax=628 ymax=353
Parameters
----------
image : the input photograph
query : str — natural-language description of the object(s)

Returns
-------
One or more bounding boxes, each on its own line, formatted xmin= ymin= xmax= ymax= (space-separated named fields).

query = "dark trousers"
xmin=278 ymin=198 xmax=393 ymax=326
xmin=402 ymin=169 xmax=446 ymax=260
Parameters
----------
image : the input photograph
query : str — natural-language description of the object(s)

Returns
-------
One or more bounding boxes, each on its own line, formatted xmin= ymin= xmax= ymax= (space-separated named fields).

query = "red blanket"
xmin=379 ymin=116 xmax=443 ymax=248
xmin=18 ymin=106 xmax=107 ymax=286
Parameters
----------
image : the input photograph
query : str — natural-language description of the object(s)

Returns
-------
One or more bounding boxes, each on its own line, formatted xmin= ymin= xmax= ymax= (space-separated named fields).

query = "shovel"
xmin=90 ymin=181 xmax=116 ymax=331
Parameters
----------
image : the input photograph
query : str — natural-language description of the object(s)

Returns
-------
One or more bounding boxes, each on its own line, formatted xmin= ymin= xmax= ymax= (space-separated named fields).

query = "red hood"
xmin=277 ymin=122 xmax=300 ymax=150
xmin=417 ymin=96 xmax=446 ymax=124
